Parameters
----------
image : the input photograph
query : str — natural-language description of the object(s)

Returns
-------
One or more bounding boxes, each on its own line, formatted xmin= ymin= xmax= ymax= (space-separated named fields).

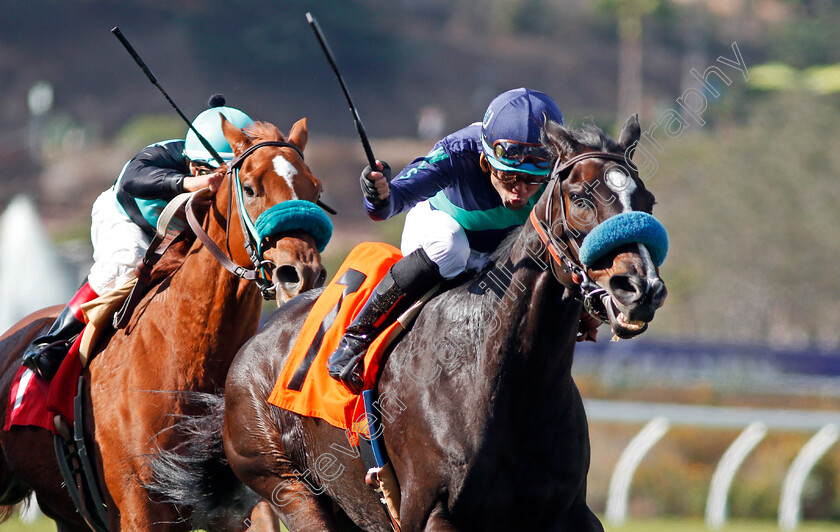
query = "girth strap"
xmin=53 ymin=377 xmax=111 ymax=532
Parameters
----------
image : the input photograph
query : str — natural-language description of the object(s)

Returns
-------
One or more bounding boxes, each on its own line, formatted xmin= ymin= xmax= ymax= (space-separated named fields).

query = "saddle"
xmin=268 ymin=242 xmax=429 ymax=430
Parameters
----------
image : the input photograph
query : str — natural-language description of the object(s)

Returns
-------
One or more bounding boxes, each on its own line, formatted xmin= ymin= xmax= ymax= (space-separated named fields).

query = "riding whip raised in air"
xmin=306 ymin=12 xmax=378 ymax=170
xmin=111 ymin=26 xmax=337 ymax=214
xmin=111 ymin=27 xmax=225 ymax=166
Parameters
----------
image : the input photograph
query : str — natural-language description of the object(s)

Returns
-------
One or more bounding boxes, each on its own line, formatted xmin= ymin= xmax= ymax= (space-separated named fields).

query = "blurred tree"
xmin=115 ymin=114 xmax=185 ymax=150
xmin=770 ymin=6 xmax=840 ymax=68
xmin=598 ymin=0 xmax=662 ymax=122
xmin=174 ymin=0 xmax=397 ymax=88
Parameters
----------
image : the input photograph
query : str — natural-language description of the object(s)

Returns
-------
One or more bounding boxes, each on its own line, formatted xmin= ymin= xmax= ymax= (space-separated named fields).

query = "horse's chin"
xmin=604 ymin=296 xmax=649 ymax=339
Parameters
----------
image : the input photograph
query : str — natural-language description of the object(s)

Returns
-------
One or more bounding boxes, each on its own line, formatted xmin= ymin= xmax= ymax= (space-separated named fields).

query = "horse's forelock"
xmin=244 ymin=121 xmax=286 ymax=143
xmin=576 ymin=122 xmax=619 ymax=152
xmin=544 ymin=120 xmax=620 ymax=156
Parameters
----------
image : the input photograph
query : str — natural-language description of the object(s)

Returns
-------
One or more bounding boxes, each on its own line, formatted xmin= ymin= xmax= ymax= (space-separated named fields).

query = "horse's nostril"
xmin=609 ymin=274 xmax=646 ymax=307
xmin=275 ymin=265 xmax=302 ymax=288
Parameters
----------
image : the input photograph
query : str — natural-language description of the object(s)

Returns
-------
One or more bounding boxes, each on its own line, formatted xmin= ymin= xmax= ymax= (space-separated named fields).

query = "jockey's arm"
xmin=119 ymin=142 xmax=191 ymax=200
xmin=182 ymin=169 xmax=225 ymax=193
xmin=363 ymin=147 xmax=454 ymax=221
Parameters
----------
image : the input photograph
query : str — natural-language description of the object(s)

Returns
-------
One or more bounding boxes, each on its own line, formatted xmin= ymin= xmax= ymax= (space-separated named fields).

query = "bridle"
xmin=185 ymin=140 xmax=312 ymax=300
xmin=529 ymin=151 xmax=634 ymax=323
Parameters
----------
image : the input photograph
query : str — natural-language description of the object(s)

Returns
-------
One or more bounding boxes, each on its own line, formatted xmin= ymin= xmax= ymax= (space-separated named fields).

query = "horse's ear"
xmin=288 ymin=118 xmax=308 ymax=152
xmin=618 ymin=114 xmax=641 ymax=152
xmin=221 ymin=113 xmax=252 ymax=155
xmin=543 ymin=116 xmax=579 ymax=158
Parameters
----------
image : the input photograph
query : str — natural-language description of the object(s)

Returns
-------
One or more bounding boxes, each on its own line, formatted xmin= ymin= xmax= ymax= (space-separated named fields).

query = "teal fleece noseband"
xmin=254 ymin=200 xmax=333 ymax=253
xmin=579 ymin=211 xmax=668 ymax=268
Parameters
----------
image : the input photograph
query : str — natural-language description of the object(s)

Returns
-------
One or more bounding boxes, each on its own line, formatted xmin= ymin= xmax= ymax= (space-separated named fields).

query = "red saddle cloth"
xmin=268 ymin=242 xmax=404 ymax=432
xmin=4 ymin=334 xmax=82 ymax=434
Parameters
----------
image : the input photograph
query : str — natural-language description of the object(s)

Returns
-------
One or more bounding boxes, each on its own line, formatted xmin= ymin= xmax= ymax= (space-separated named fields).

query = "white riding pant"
xmin=88 ymin=189 xmax=151 ymax=296
xmin=400 ymin=200 xmax=491 ymax=279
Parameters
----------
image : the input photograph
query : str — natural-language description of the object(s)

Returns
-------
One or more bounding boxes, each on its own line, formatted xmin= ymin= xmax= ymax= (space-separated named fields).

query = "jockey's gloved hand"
xmin=360 ymin=161 xmax=392 ymax=206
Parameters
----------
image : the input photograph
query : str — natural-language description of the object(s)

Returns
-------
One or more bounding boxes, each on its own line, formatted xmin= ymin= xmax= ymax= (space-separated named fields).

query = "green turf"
xmin=604 ymin=517 xmax=840 ymax=531
xmin=0 ymin=514 xmax=55 ymax=532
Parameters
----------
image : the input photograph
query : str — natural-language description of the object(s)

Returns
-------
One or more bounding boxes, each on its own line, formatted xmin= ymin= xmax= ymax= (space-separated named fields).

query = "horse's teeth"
xmin=616 ymin=312 xmax=645 ymax=330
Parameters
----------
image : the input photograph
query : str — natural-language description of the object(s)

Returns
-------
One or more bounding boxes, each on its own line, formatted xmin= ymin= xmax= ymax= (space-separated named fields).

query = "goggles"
xmin=492 ymin=169 xmax=550 ymax=187
xmin=488 ymin=138 xmax=552 ymax=169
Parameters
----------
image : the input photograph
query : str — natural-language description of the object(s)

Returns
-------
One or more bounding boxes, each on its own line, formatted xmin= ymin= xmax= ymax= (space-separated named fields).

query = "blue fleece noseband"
xmin=254 ymin=200 xmax=333 ymax=253
xmin=579 ymin=211 xmax=668 ymax=268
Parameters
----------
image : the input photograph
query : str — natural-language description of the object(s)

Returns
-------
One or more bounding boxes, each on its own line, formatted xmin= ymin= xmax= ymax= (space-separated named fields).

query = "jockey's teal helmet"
xmin=184 ymin=94 xmax=254 ymax=167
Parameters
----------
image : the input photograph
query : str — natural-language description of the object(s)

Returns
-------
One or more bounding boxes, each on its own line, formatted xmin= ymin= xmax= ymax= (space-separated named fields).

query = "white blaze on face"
xmin=637 ymin=243 xmax=661 ymax=282
xmin=273 ymin=155 xmax=299 ymax=200
xmin=605 ymin=167 xmax=636 ymax=212
xmin=605 ymin=166 xmax=659 ymax=280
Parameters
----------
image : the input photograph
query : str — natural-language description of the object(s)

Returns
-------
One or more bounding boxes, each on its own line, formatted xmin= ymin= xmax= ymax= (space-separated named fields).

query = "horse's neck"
xmin=482 ymin=225 xmax=582 ymax=393
xmin=168 ymin=206 xmax=261 ymax=379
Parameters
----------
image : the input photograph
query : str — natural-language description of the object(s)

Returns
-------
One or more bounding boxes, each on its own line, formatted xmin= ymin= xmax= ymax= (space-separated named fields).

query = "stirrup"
xmin=22 ymin=340 xmax=70 ymax=380
xmin=335 ymin=357 xmax=364 ymax=394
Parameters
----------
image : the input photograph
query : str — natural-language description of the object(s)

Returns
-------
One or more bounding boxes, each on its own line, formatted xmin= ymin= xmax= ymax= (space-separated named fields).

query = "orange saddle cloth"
xmin=267 ymin=242 xmax=404 ymax=431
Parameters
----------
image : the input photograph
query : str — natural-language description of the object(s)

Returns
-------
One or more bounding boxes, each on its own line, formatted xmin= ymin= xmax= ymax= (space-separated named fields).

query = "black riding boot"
xmin=328 ymin=249 xmax=443 ymax=394
xmin=22 ymin=281 xmax=98 ymax=380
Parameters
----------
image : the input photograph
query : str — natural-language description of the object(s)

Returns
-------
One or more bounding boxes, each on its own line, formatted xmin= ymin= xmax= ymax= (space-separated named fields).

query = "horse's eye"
xmin=569 ymin=193 xmax=581 ymax=203
xmin=243 ymin=185 xmax=256 ymax=198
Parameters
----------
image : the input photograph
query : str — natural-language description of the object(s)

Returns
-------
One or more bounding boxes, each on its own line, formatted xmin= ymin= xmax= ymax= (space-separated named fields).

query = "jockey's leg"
xmin=327 ymin=247 xmax=443 ymax=393
xmin=23 ymin=189 xmax=149 ymax=380
xmin=328 ymin=200 xmax=469 ymax=394
xmin=87 ymin=188 xmax=150 ymax=296
xmin=21 ymin=280 xmax=98 ymax=380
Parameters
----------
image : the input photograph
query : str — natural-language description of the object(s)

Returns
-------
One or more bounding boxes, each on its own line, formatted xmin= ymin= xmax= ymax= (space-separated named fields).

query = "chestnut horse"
xmin=0 ymin=117 xmax=328 ymax=530
xmin=151 ymin=115 xmax=668 ymax=531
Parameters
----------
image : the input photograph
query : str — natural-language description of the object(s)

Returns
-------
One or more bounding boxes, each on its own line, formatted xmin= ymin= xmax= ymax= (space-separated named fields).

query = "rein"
xmin=529 ymin=151 xmax=632 ymax=323
xmin=185 ymin=140 xmax=327 ymax=300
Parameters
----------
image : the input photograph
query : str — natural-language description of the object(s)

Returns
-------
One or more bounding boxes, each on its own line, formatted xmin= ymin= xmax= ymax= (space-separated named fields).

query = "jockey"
xmin=22 ymin=94 xmax=254 ymax=380
xmin=328 ymin=87 xmax=563 ymax=393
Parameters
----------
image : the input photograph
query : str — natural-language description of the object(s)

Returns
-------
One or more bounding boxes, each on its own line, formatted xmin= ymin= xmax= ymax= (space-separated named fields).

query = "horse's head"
xmin=537 ymin=115 xmax=668 ymax=339
xmin=215 ymin=116 xmax=330 ymax=305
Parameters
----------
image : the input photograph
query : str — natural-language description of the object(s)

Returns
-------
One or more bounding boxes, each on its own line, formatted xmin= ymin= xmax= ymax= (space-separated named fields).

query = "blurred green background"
xmin=2 ymin=0 xmax=840 ymax=529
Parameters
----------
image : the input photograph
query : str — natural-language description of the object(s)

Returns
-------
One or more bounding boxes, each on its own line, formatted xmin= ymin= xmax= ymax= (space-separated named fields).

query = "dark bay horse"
xmin=0 ymin=116 xmax=329 ymax=530
xmin=158 ymin=115 xmax=668 ymax=531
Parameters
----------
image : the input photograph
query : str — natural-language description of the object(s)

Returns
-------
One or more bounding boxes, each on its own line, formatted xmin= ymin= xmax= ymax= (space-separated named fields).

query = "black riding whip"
xmin=306 ymin=12 xmax=378 ymax=170
xmin=111 ymin=27 xmax=225 ymax=166
xmin=111 ymin=26 xmax=337 ymax=215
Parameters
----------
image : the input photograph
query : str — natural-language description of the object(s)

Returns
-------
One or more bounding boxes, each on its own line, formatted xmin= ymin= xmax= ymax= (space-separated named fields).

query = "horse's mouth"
xmin=603 ymin=296 xmax=649 ymax=339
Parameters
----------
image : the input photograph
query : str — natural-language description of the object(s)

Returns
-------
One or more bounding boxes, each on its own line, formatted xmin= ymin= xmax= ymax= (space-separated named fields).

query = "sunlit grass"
xmin=0 ymin=514 xmax=55 ymax=532
xmin=604 ymin=517 xmax=840 ymax=531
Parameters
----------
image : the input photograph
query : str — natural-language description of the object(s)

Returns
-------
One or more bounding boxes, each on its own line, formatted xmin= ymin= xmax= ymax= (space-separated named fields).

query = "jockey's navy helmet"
xmin=481 ymin=88 xmax=564 ymax=176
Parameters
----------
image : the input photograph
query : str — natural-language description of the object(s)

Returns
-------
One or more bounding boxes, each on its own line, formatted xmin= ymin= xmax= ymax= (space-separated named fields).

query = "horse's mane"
xmin=490 ymin=227 xmax=524 ymax=264
xmin=245 ymin=121 xmax=286 ymax=143
xmin=544 ymin=120 xmax=620 ymax=157
xmin=148 ymin=235 xmax=197 ymax=284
